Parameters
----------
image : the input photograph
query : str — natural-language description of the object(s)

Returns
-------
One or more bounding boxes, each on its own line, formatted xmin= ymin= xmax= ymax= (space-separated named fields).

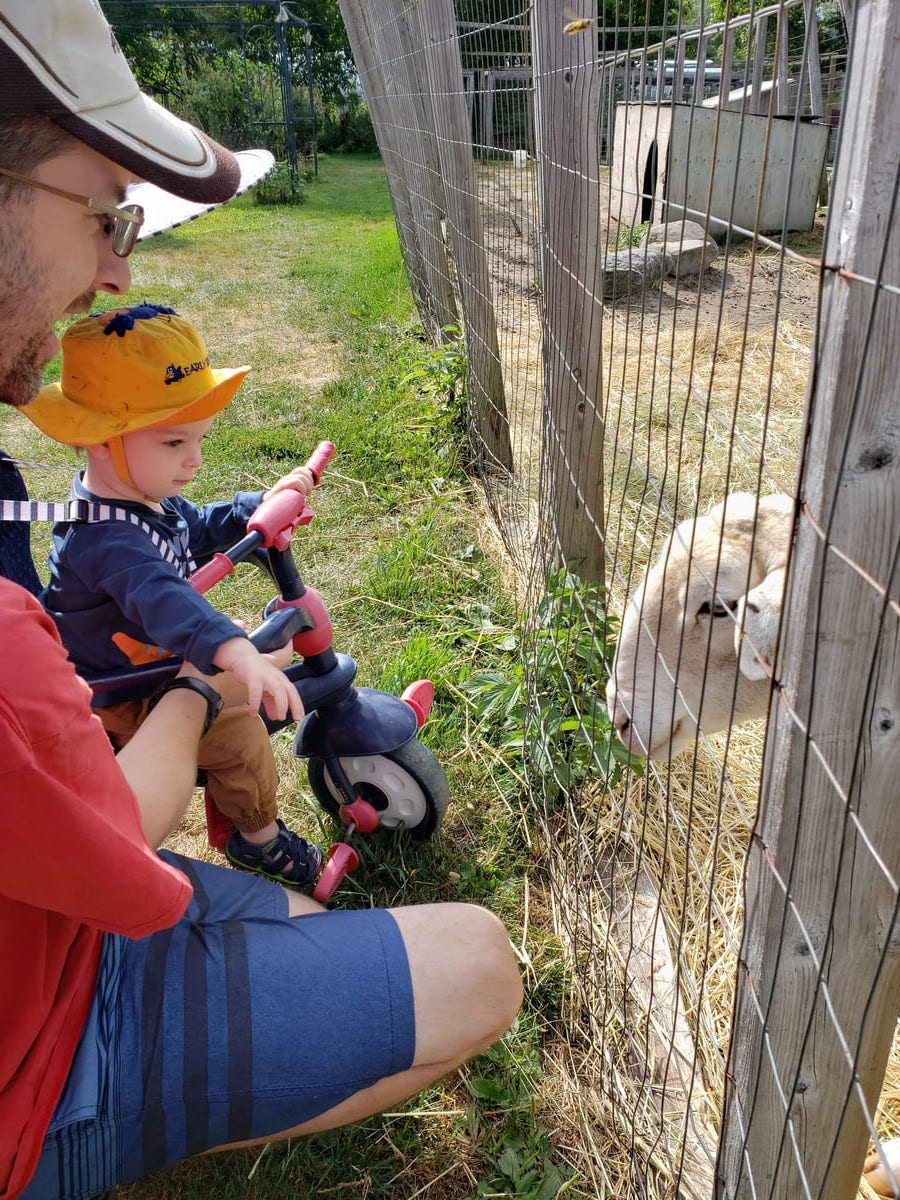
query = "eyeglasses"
xmin=0 ymin=167 xmax=144 ymax=257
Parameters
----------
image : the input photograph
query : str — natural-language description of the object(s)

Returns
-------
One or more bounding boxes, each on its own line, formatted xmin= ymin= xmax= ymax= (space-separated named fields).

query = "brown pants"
xmin=99 ymin=698 xmax=279 ymax=835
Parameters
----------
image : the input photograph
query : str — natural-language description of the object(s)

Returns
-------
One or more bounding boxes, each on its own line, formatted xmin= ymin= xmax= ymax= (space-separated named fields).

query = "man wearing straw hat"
xmin=0 ymin=3 xmax=522 ymax=1198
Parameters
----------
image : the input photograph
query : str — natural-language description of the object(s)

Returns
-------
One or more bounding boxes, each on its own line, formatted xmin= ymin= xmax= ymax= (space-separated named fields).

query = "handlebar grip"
xmin=247 ymin=489 xmax=307 ymax=540
xmin=306 ymin=440 xmax=335 ymax=484
xmin=189 ymin=552 xmax=235 ymax=594
xmin=246 ymin=442 xmax=334 ymax=545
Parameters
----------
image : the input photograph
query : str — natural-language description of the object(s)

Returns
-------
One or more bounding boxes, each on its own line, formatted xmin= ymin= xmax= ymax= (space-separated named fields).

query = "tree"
xmin=101 ymin=1 xmax=357 ymax=109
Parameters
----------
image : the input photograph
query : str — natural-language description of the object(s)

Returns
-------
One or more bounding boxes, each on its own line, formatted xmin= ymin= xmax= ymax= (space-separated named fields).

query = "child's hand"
xmin=264 ymin=464 xmax=316 ymax=504
xmin=213 ymin=636 xmax=305 ymax=722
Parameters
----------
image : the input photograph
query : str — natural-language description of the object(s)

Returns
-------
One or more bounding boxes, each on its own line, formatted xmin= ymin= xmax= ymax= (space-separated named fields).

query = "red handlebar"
xmin=189 ymin=442 xmax=334 ymax=589
xmin=306 ymin=440 xmax=335 ymax=483
xmin=246 ymin=441 xmax=335 ymax=548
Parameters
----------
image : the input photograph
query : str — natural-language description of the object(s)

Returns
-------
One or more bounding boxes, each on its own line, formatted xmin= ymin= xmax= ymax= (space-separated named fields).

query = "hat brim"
xmin=27 ymin=366 xmax=251 ymax=447
xmin=0 ymin=40 xmax=240 ymax=204
xmin=59 ymin=97 xmax=241 ymax=206
xmin=130 ymin=149 xmax=276 ymax=240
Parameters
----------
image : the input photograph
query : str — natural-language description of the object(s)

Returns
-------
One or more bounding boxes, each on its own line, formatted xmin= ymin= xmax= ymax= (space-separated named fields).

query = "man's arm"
xmin=114 ymin=677 xmax=211 ymax=847
xmin=115 ymin=647 xmax=291 ymax=848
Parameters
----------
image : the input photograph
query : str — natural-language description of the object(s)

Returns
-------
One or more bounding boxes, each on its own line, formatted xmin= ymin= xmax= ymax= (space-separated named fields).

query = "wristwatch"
xmin=153 ymin=676 xmax=224 ymax=738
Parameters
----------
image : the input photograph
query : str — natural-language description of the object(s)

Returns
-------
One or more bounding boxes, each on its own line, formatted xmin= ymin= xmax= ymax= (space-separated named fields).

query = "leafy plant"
xmin=253 ymin=159 xmax=308 ymax=206
xmin=617 ymin=220 xmax=649 ymax=248
xmin=463 ymin=568 xmax=641 ymax=797
xmin=466 ymin=1034 xmax=578 ymax=1199
xmin=401 ymin=324 xmax=470 ymax=462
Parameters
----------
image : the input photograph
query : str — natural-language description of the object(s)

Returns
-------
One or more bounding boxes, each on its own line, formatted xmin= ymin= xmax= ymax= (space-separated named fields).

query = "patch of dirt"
xmin=476 ymin=163 xmax=824 ymax=339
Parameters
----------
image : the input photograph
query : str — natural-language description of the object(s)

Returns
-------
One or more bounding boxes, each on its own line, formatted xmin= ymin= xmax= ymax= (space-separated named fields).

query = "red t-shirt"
xmin=0 ymin=580 xmax=193 ymax=1199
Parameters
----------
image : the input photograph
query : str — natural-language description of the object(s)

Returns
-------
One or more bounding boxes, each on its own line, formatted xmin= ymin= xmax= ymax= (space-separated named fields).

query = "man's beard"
xmin=0 ymin=329 xmax=46 ymax=408
xmin=0 ymin=290 xmax=96 ymax=408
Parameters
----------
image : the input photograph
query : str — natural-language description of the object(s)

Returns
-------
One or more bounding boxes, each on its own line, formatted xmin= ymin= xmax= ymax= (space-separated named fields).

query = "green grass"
xmin=1 ymin=156 xmax=583 ymax=1198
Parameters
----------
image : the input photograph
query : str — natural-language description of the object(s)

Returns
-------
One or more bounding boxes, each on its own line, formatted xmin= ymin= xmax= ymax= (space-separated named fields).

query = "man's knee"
xmin=392 ymin=901 xmax=523 ymax=1058
xmin=461 ymin=903 xmax=523 ymax=1026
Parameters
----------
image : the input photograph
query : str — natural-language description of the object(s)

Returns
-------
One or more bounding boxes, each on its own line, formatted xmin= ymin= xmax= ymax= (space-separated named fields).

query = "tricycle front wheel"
xmin=307 ymin=739 xmax=449 ymax=840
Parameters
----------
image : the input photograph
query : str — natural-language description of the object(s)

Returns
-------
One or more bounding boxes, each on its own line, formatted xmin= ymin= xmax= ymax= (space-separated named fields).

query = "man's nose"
xmin=94 ymin=243 xmax=131 ymax=296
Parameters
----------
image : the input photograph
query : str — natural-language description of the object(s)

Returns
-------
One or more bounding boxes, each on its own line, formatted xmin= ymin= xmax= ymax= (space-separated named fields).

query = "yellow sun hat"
xmin=25 ymin=305 xmax=250 ymax=447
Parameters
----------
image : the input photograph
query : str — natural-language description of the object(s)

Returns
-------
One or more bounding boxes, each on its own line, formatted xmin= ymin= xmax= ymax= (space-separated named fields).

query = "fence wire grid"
xmin=337 ymin=0 xmax=900 ymax=1198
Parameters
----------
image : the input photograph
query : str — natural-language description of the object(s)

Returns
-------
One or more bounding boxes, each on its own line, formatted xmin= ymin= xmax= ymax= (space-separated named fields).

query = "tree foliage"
xmin=704 ymin=0 xmax=847 ymax=55
xmin=101 ymin=2 xmax=356 ymax=108
xmin=454 ymin=0 xmax=686 ymax=68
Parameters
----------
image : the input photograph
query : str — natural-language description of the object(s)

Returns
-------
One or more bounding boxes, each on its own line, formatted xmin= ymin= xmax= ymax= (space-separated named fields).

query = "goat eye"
xmin=697 ymin=598 xmax=738 ymax=618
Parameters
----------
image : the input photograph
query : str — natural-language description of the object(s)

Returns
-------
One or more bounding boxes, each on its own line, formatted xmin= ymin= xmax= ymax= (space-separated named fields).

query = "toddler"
xmin=26 ymin=303 xmax=323 ymax=886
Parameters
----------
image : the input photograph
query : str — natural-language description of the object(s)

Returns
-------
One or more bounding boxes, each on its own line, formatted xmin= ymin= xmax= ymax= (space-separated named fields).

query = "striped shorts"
xmin=21 ymin=853 xmax=415 ymax=1200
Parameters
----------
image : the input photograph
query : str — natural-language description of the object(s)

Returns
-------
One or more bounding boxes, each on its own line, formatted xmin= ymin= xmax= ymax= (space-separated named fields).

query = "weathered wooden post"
xmin=419 ymin=0 xmax=514 ymax=474
xmin=531 ymin=0 xmax=605 ymax=583
xmin=718 ymin=5 xmax=900 ymax=1199
xmin=337 ymin=0 xmax=457 ymax=339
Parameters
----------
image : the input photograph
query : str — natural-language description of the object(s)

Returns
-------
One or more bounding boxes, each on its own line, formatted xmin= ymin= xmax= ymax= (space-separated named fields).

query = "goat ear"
xmin=755 ymin=495 xmax=794 ymax=575
xmin=735 ymin=567 xmax=786 ymax=680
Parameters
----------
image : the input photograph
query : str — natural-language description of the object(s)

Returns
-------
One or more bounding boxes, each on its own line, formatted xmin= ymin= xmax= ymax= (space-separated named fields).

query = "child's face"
xmin=121 ymin=415 xmax=216 ymax=499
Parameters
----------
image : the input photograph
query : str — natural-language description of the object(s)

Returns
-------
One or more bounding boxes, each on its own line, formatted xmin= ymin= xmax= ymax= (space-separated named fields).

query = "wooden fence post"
xmin=531 ymin=0 xmax=605 ymax=584
xmin=419 ymin=0 xmax=514 ymax=474
xmin=337 ymin=0 xmax=457 ymax=339
xmin=717 ymin=5 xmax=900 ymax=1199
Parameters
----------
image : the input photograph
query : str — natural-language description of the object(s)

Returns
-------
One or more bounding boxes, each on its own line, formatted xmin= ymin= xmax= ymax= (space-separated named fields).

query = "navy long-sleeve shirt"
xmin=0 ymin=452 xmax=42 ymax=595
xmin=42 ymin=472 xmax=265 ymax=676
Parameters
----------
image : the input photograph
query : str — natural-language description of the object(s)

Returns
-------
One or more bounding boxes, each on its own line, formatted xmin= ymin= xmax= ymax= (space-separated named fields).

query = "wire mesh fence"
xmin=337 ymin=0 xmax=900 ymax=1196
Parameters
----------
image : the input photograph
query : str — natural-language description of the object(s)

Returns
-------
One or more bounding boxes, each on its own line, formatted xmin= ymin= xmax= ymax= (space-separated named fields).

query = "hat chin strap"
xmin=108 ymin=436 xmax=160 ymax=505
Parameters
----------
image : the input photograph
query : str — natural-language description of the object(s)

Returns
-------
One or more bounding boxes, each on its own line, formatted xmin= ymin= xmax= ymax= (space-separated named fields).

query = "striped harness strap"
xmin=0 ymin=498 xmax=197 ymax=579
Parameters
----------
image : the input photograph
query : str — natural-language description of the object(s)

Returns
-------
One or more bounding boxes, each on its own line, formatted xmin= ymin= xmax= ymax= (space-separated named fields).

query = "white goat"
xmin=865 ymin=1139 xmax=900 ymax=1196
xmin=606 ymin=492 xmax=794 ymax=760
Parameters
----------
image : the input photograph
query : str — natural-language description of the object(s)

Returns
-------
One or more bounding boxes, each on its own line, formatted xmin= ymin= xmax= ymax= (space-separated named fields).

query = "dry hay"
xmin=514 ymin=292 xmax=899 ymax=1189
xmin=601 ymin=316 xmax=810 ymax=602
xmin=532 ymin=719 xmax=765 ymax=1198
xmin=540 ymin=716 xmax=900 ymax=1196
xmin=568 ymin=313 xmax=808 ymax=1196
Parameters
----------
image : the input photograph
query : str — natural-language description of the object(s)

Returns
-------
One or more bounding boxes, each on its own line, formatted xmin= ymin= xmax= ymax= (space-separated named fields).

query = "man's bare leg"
xmin=210 ymin=900 xmax=523 ymax=1150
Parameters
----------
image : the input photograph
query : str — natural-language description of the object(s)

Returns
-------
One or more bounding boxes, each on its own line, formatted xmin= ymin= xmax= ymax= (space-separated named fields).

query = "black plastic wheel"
xmin=307 ymin=739 xmax=450 ymax=840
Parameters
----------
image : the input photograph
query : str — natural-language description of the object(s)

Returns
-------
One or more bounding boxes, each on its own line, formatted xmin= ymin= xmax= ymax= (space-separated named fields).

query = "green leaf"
xmin=468 ymin=1076 xmax=507 ymax=1103
xmin=498 ymin=1146 xmax=521 ymax=1179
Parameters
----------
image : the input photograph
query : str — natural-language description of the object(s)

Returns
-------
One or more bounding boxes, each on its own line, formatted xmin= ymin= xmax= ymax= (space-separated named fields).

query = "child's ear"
xmin=90 ymin=442 xmax=113 ymax=462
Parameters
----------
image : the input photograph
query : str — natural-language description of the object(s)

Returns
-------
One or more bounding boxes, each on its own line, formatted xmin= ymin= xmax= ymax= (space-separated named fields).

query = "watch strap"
xmin=153 ymin=676 xmax=224 ymax=738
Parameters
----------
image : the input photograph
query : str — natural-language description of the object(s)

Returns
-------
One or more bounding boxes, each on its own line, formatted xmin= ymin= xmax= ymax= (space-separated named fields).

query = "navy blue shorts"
xmin=22 ymin=853 xmax=415 ymax=1200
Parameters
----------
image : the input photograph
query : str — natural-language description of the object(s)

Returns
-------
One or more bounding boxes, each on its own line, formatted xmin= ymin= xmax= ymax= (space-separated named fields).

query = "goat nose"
xmin=615 ymin=714 xmax=631 ymax=738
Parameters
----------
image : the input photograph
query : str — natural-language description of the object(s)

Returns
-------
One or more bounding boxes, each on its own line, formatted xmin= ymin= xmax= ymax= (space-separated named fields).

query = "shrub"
xmin=252 ymin=160 xmax=308 ymax=206
xmin=318 ymin=98 xmax=379 ymax=154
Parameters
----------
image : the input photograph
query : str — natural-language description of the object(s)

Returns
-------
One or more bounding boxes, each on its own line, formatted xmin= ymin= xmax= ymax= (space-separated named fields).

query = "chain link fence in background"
xmin=335 ymin=0 xmax=900 ymax=1197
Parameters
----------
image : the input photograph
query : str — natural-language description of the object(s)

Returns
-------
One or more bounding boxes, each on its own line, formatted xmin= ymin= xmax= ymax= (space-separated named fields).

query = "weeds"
xmin=252 ymin=158 xmax=309 ymax=205
xmin=402 ymin=324 xmax=470 ymax=465
xmin=617 ymin=220 xmax=649 ymax=248
xmin=463 ymin=568 xmax=640 ymax=797
xmin=467 ymin=1039 xmax=576 ymax=1199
